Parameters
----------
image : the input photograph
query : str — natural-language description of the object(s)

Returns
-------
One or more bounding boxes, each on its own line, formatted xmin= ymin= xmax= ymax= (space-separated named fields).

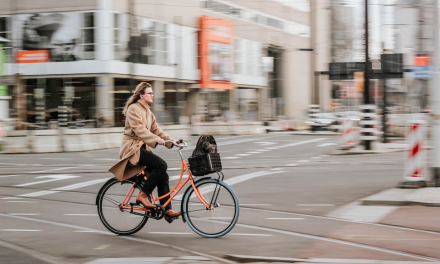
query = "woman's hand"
xmin=156 ymin=138 xmax=165 ymax=145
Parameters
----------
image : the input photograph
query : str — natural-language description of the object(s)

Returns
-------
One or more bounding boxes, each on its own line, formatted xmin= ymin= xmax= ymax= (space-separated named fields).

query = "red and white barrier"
xmin=404 ymin=120 xmax=427 ymax=181
xmin=340 ymin=119 xmax=355 ymax=148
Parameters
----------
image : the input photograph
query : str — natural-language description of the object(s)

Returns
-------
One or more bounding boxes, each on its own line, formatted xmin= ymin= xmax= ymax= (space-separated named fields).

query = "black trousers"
xmin=138 ymin=146 xmax=172 ymax=210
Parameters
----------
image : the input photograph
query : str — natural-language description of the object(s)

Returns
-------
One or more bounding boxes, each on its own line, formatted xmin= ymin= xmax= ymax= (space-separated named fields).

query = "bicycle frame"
xmin=119 ymin=145 xmax=212 ymax=213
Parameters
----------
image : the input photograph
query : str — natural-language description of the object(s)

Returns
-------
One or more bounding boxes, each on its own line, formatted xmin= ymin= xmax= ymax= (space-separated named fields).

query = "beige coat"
xmin=108 ymin=99 xmax=173 ymax=181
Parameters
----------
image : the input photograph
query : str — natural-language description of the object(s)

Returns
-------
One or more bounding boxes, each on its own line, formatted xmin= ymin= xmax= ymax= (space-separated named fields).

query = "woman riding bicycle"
xmin=109 ymin=82 xmax=181 ymax=223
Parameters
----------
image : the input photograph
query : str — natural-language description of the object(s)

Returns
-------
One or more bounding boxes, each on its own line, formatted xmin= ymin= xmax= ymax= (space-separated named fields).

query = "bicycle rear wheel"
xmin=97 ymin=178 xmax=148 ymax=235
xmin=182 ymin=178 xmax=239 ymax=238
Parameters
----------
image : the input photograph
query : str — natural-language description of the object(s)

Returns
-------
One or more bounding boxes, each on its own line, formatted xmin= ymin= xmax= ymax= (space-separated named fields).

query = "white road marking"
xmin=286 ymin=164 xmax=298 ymax=166
xmin=8 ymin=213 xmax=40 ymax=216
xmin=317 ymin=143 xmax=337 ymax=147
xmin=95 ymin=245 xmax=111 ymax=250
xmin=28 ymin=167 xmax=75 ymax=174
xmin=240 ymin=204 xmax=272 ymax=206
xmin=259 ymin=150 xmax=270 ymax=152
xmin=18 ymin=178 xmax=109 ymax=197
xmin=254 ymin=142 xmax=276 ymax=146
xmin=0 ymin=175 xmax=20 ymax=179
xmin=2 ymin=197 xmax=26 ymax=200
xmin=6 ymin=201 xmax=38 ymax=203
xmin=15 ymin=175 xmax=80 ymax=187
xmin=1 ymin=229 xmax=41 ymax=232
xmin=247 ymin=152 xmax=260 ymax=154
xmin=266 ymin=218 xmax=304 ymax=220
xmin=224 ymin=157 xmax=240 ymax=159
xmin=298 ymin=160 xmax=309 ymax=163
xmin=218 ymin=137 xmax=263 ymax=147
xmin=266 ymin=147 xmax=277 ymax=150
xmin=39 ymin=158 xmax=70 ymax=160
xmin=18 ymin=191 xmax=58 ymax=197
xmin=229 ymin=233 xmax=273 ymax=237
xmin=175 ymin=170 xmax=285 ymax=200
xmin=200 ymin=217 xmax=233 ymax=220
xmin=149 ymin=232 xmax=192 ymax=235
xmin=283 ymin=138 xmax=328 ymax=148
xmin=0 ymin=214 xmax=235 ymax=264
xmin=296 ymin=204 xmax=335 ymax=207
xmin=2 ymin=214 xmax=434 ymax=262
xmin=74 ymin=230 xmax=100 ymax=233
xmin=64 ymin=214 xmax=98 ymax=216
xmin=236 ymin=154 xmax=251 ymax=156
xmin=311 ymin=157 xmax=321 ymax=159
xmin=224 ymin=171 xmax=285 ymax=187
xmin=320 ymin=155 xmax=329 ymax=157
xmin=270 ymin=168 xmax=284 ymax=171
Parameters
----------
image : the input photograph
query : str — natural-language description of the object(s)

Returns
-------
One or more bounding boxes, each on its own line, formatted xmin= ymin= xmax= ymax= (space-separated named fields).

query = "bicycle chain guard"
xmin=146 ymin=204 xmax=165 ymax=220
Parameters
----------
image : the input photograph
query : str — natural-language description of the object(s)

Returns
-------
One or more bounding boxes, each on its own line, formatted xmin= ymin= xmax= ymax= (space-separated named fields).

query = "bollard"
xmin=404 ymin=120 xmax=427 ymax=183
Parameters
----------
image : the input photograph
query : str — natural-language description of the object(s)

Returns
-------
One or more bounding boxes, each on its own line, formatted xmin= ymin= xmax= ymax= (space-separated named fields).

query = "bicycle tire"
xmin=97 ymin=178 xmax=148 ymax=235
xmin=182 ymin=178 xmax=239 ymax=238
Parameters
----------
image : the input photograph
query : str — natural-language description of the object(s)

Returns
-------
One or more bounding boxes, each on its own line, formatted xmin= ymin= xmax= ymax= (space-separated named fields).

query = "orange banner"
xmin=16 ymin=50 xmax=50 ymax=63
xmin=199 ymin=15 xmax=234 ymax=90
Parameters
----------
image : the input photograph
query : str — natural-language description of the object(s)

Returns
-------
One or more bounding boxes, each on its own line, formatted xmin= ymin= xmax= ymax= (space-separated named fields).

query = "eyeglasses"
xmin=144 ymin=92 xmax=154 ymax=96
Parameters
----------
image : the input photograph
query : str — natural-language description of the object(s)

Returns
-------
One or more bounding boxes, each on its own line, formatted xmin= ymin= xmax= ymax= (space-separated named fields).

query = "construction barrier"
xmin=404 ymin=120 xmax=427 ymax=181
xmin=359 ymin=105 xmax=378 ymax=144
xmin=340 ymin=119 xmax=355 ymax=149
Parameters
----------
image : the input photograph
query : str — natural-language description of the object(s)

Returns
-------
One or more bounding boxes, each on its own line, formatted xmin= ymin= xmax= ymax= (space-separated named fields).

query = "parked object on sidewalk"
xmin=401 ymin=120 xmax=427 ymax=186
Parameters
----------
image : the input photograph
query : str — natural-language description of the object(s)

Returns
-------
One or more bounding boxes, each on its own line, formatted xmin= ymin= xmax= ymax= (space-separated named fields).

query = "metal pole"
xmin=382 ymin=78 xmax=388 ymax=143
xmin=364 ymin=0 xmax=371 ymax=150
xmin=432 ymin=0 xmax=440 ymax=187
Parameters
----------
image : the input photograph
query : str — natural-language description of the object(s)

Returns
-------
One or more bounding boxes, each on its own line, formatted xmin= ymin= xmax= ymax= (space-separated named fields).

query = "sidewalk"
xmin=361 ymin=187 xmax=440 ymax=207
xmin=332 ymin=142 xmax=408 ymax=155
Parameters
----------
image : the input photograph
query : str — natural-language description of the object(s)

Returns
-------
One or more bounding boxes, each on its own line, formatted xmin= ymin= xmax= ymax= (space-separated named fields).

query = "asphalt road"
xmin=0 ymin=133 xmax=437 ymax=264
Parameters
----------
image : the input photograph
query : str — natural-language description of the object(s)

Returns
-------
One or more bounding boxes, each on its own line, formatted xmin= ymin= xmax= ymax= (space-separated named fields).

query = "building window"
xmin=0 ymin=16 xmax=12 ymax=62
xmin=112 ymin=13 xmax=123 ymax=60
xmin=200 ymin=0 xmax=309 ymax=37
xmin=246 ymin=40 xmax=254 ymax=76
xmin=150 ymin=22 xmax=167 ymax=66
xmin=234 ymin=38 xmax=242 ymax=74
xmin=80 ymin=12 xmax=95 ymax=60
xmin=273 ymin=0 xmax=310 ymax=12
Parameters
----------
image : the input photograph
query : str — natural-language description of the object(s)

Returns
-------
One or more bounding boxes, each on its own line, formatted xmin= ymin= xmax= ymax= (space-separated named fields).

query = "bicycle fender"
xmin=95 ymin=177 xmax=119 ymax=205
xmin=180 ymin=177 xmax=211 ymax=223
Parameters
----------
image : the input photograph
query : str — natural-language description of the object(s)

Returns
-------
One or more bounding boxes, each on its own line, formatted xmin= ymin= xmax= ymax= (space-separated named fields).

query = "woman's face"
xmin=140 ymin=87 xmax=154 ymax=104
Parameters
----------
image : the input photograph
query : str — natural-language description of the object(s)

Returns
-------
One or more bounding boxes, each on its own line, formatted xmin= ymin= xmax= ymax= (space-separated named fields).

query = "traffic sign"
xmin=413 ymin=65 xmax=432 ymax=79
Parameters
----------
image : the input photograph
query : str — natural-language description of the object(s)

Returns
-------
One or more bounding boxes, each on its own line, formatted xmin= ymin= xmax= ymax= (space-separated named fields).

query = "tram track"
xmin=1 ymin=193 xmax=440 ymax=262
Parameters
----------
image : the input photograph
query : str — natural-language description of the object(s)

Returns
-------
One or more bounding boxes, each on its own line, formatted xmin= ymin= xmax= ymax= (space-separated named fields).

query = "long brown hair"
xmin=123 ymin=82 xmax=152 ymax=116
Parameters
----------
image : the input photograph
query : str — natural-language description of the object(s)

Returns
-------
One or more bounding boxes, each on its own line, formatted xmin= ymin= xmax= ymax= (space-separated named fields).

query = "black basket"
xmin=188 ymin=153 xmax=222 ymax=176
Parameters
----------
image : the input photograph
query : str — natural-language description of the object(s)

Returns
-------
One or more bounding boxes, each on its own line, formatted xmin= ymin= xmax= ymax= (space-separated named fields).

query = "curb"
xmin=224 ymin=255 xmax=432 ymax=263
xmin=331 ymin=148 xmax=406 ymax=155
xmin=361 ymin=188 xmax=440 ymax=207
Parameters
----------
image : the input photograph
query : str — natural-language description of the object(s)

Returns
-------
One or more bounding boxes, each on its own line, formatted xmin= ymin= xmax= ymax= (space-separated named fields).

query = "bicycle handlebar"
xmin=164 ymin=139 xmax=187 ymax=148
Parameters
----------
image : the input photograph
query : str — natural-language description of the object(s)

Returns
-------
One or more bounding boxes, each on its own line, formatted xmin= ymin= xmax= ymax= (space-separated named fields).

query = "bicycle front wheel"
xmin=97 ymin=178 xmax=148 ymax=235
xmin=182 ymin=178 xmax=239 ymax=238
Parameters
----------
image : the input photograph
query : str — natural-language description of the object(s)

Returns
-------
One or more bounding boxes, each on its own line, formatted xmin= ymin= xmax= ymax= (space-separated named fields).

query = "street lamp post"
xmin=363 ymin=0 xmax=372 ymax=150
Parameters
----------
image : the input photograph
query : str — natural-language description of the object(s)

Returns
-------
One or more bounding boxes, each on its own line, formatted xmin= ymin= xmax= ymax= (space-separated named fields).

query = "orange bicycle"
xmin=96 ymin=140 xmax=239 ymax=238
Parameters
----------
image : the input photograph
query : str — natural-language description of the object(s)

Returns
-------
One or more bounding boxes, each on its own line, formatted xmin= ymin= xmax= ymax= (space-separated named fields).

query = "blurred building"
xmin=0 ymin=0 xmax=331 ymax=127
